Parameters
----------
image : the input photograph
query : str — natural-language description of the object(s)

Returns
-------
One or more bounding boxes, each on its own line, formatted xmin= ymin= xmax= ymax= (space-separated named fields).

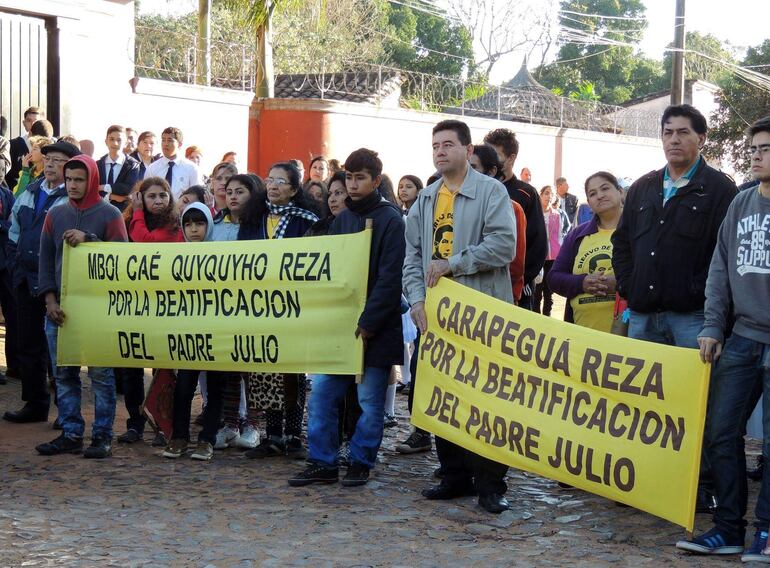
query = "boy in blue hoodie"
xmin=35 ymin=154 xmax=128 ymax=458
xmin=162 ymin=202 xmax=225 ymax=461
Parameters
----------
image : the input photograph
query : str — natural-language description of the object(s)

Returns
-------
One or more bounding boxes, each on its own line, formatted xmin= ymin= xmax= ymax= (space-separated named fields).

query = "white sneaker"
xmin=214 ymin=425 xmax=239 ymax=450
xmin=235 ymin=424 xmax=260 ymax=449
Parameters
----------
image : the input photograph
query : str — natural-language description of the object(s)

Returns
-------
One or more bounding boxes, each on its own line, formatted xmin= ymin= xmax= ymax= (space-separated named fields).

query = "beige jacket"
xmin=403 ymin=165 xmax=516 ymax=305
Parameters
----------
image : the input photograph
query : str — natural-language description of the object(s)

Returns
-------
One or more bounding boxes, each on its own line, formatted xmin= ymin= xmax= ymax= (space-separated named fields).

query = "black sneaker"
xmin=342 ymin=462 xmax=370 ymax=487
xmin=36 ymin=434 xmax=83 ymax=456
xmin=396 ymin=429 xmax=431 ymax=454
xmin=285 ymin=435 xmax=308 ymax=460
xmin=288 ymin=463 xmax=339 ymax=487
xmin=384 ymin=413 xmax=398 ymax=428
xmin=83 ymin=435 xmax=113 ymax=459
xmin=117 ymin=429 xmax=142 ymax=443
xmin=245 ymin=436 xmax=285 ymax=459
xmin=151 ymin=432 xmax=167 ymax=447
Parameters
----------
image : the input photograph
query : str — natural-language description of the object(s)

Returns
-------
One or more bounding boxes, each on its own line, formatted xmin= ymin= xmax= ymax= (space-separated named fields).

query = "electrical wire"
xmin=558 ymin=9 xmax=647 ymax=21
xmin=365 ymin=27 xmax=473 ymax=61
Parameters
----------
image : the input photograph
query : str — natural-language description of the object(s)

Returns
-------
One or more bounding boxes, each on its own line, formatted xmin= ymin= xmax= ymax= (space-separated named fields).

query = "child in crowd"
xmin=35 ymin=155 xmax=128 ymax=458
xmin=116 ymin=177 xmax=182 ymax=445
xmin=162 ymin=202 xmax=226 ymax=460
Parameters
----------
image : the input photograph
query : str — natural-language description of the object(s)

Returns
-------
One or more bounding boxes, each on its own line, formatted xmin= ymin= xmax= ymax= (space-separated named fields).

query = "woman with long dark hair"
xmin=116 ymin=177 xmax=181 ymax=447
xmin=548 ymin=171 xmax=623 ymax=332
xmin=243 ymin=162 xmax=319 ymax=459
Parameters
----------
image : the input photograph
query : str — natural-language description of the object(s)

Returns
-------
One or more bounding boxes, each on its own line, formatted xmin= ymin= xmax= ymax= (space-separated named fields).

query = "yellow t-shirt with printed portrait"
xmin=433 ymin=184 xmax=456 ymax=260
xmin=570 ymin=228 xmax=615 ymax=333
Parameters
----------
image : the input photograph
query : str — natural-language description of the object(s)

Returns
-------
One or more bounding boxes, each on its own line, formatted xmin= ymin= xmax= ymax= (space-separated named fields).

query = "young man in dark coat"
xmin=289 ymin=148 xmax=405 ymax=488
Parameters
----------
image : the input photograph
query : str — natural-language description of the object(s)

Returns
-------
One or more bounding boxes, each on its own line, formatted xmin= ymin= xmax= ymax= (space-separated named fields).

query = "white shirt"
xmin=144 ymin=155 xmax=202 ymax=198
xmin=101 ymin=153 xmax=125 ymax=195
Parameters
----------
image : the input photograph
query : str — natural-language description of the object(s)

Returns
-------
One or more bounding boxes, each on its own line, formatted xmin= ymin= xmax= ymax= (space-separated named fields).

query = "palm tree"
xmin=211 ymin=0 xmax=307 ymax=98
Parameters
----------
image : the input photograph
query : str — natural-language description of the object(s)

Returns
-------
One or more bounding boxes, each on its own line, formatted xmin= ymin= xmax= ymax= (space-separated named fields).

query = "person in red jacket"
xmin=115 ymin=177 xmax=182 ymax=446
xmin=125 ymin=177 xmax=183 ymax=243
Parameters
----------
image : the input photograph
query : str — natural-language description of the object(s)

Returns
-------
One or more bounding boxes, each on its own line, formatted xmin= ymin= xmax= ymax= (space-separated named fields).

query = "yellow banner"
xmin=412 ymin=278 xmax=710 ymax=531
xmin=58 ymin=231 xmax=371 ymax=374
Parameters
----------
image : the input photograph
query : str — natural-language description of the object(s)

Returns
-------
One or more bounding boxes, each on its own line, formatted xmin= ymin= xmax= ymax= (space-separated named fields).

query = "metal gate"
xmin=0 ymin=10 xmax=48 ymax=139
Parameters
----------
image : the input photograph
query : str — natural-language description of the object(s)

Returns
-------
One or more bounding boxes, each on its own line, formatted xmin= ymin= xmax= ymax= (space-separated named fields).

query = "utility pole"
xmin=671 ymin=0 xmax=686 ymax=104
xmin=196 ymin=0 xmax=211 ymax=86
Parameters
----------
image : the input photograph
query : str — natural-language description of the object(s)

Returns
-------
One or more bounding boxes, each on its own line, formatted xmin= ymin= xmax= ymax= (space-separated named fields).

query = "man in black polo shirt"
xmin=484 ymin=128 xmax=547 ymax=310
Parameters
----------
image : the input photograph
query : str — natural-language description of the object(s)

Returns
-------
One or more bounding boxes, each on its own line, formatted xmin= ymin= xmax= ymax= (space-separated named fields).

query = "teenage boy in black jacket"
xmin=289 ymin=148 xmax=405 ymax=488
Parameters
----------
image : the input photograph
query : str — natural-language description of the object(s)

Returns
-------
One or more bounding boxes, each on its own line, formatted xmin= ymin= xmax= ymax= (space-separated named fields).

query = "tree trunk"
xmin=196 ymin=0 xmax=211 ymax=86
xmin=255 ymin=7 xmax=274 ymax=98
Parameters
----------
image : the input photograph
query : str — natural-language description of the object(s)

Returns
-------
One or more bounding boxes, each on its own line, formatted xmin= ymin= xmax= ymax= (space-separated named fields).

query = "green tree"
xmin=535 ymin=0 xmax=666 ymax=105
xmin=382 ymin=3 xmax=474 ymax=78
xmin=662 ymin=31 xmax=735 ymax=87
xmin=705 ymin=40 xmax=770 ymax=173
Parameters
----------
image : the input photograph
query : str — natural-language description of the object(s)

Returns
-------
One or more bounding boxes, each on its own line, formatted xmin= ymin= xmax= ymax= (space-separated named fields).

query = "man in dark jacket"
xmin=484 ymin=128 xmax=547 ymax=310
xmin=289 ymin=148 xmax=405 ymax=488
xmin=7 ymin=107 xmax=45 ymax=191
xmin=3 ymin=140 xmax=80 ymax=424
xmin=96 ymin=125 xmax=141 ymax=212
xmin=555 ymin=176 xmax=578 ymax=223
xmin=612 ymin=104 xmax=737 ymax=512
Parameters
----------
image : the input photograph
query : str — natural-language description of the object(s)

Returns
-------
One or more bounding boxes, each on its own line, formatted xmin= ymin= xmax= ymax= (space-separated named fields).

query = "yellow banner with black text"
xmin=57 ymin=231 xmax=371 ymax=374
xmin=412 ymin=278 xmax=710 ymax=531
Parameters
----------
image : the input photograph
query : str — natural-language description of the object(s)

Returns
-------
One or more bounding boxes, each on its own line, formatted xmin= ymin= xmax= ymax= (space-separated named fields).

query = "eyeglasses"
xmin=265 ymin=177 xmax=289 ymax=186
xmin=748 ymin=144 xmax=770 ymax=157
xmin=43 ymin=156 xmax=68 ymax=165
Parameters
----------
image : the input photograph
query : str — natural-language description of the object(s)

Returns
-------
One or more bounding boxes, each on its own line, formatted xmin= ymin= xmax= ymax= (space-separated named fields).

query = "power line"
xmin=366 ymin=27 xmax=472 ymax=62
xmin=387 ymin=0 xmax=455 ymax=21
xmin=558 ymin=9 xmax=647 ymax=21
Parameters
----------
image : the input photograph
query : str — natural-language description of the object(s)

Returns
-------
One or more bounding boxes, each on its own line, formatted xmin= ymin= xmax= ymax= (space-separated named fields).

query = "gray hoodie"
xmin=181 ymin=202 xmax=214 ymax=242
xmin=701 ymin=186 xmax=770 ymax=344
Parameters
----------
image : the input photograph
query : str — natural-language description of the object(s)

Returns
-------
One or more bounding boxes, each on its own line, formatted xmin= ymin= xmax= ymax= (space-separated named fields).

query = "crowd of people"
xmin=1 ymin=103 xmax=769 ymax=561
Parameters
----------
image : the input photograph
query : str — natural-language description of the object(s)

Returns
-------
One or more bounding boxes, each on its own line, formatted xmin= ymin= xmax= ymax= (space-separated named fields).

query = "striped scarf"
xmin=266 ymin=200 xmax=319 ymax=239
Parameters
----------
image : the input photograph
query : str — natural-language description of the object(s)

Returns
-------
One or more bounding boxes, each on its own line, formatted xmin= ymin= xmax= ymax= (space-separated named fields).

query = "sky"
xmin=138 ymin=0 xmax=768 ymax=85
xmin=485 ymin=0 xmax=769 ymax=84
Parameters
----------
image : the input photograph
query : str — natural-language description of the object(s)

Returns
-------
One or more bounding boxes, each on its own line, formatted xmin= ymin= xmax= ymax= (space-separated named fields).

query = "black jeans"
xmin=172 ymin=370 xmax=225 ymax=444
xmin=115 ymin=367 xmax=146 ymax=433
xmin=0 ymin=270 xmax=20 ymax=373
xmin=534 ymin=260 xmax=554 ymax=316
xmin=15 ymin=282 xmax=49 ymax=410
xmin=435 ymin=436 xmax=509 ymax=497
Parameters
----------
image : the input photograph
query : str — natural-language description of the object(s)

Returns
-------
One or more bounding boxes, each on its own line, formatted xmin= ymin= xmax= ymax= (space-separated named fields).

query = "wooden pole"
xmin=355 ymin=219 xmax=374 ymax=384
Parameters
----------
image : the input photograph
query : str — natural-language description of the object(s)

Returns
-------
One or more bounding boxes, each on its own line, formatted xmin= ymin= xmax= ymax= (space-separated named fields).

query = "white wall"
xmin=0 ymin=0 xmax=252 ymax=175
xmin=291 ymin=99 xmax=663 ymax=202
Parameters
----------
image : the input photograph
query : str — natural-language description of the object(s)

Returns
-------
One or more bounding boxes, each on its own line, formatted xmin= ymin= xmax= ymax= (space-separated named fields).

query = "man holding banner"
xmin=289 ymin=148 xmax=406 ymax=488
xmin=403 ymin=119 xmax=517 ymax=514
xmin=677 ymin=116 xmax=770 ymax=560
xmin=35 ymin=155 xmax=128 ymax=458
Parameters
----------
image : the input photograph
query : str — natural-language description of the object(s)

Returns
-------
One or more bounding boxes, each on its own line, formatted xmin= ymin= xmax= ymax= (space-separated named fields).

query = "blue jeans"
xmin=45 ymin=318 xmax=116 ymax=440
xmin=628 ymin=309 xmax=703 ymax=348
xmin=706 ymin=334 xmax=770 ymax=536
xmin=307 ymin=366 xmax=389 ymax=469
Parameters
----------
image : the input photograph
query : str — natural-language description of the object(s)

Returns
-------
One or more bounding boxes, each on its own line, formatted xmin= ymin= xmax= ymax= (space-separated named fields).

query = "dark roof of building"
xmin=274 ymin=71 xmax=403 ymax=104
xmin=458 ymin=59 xmax=617 ymax=132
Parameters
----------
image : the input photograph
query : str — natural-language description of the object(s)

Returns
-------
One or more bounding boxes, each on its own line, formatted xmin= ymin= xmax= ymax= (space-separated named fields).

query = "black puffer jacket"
xmin=611 ymin=159 xmax=737 ymax=313
xmin=330 ymin=190 xmax=405 ymax=368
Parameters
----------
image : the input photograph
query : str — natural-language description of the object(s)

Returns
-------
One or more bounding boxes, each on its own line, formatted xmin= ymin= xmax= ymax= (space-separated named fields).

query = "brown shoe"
xmin=162 ymin=438 xmax=188 ymax=459
xmin=190 ymin=440 xmax=213 ymax=461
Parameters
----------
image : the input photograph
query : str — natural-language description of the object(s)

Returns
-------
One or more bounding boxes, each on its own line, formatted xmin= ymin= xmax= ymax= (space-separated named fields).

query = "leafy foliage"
xmin=705 ymin=40 xmax=770 ymax=173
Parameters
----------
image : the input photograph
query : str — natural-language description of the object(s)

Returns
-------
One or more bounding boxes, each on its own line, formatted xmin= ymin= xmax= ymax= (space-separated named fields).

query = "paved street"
xmin=0 ymin=314 xmax=760 ymax=567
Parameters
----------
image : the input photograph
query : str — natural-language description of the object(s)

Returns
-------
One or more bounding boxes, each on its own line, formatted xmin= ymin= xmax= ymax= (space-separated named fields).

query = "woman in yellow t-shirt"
xmin=547 ymin=171 xmax=624 ymax=334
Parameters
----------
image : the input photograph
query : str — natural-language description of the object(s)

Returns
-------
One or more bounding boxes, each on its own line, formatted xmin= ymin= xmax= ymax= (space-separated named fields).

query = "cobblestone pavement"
xmin=0 ymin=317 xmax=762 ymax=567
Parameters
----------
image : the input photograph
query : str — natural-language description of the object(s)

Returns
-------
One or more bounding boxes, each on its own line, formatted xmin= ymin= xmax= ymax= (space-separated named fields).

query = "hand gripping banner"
xmin=57 ymin=230 xmax=371 ymax=375
xmin=412 ymin=278 xmax=710 ymax=531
